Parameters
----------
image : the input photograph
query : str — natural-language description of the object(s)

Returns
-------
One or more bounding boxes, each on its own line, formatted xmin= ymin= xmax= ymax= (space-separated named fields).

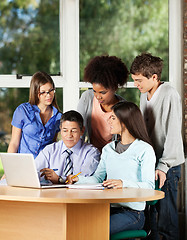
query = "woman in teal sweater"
xmin=67 ymin=101 xmax=156 ymax=235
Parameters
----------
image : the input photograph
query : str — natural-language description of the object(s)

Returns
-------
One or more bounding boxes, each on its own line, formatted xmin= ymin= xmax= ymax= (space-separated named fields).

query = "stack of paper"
xmin=66 ymin=183 xmax=105 ymax=190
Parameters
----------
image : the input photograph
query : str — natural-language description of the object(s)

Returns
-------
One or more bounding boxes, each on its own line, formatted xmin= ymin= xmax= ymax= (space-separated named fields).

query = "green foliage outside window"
xmin=0 ymin=0 xmax=62 ymax=141
xmin=0 ymin=0 xmax=60 ymax=75
xmin=0 ymin=0 xmax=168 ymax=146
xmin=80 ymin=0 xmax=169 ymax=104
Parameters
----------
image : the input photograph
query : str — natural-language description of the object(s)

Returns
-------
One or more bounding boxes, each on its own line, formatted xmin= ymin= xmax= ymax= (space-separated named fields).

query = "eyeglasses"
xmin=39 ymin=88 xmax=56 ymax=97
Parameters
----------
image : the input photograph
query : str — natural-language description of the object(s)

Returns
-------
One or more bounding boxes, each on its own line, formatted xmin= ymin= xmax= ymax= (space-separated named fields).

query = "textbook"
xmin=67 ymin=183 xmax=105 ymax=190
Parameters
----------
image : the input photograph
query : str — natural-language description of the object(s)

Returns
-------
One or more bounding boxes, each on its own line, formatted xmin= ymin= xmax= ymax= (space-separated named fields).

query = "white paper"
xmin=67 ymin=183 xmax=104 ymax=190
xmin=0 ymin=179 xmax=7 ymax=186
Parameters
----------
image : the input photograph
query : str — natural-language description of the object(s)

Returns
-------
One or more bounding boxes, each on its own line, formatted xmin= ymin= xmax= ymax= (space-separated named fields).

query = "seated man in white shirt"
xmin=35 ymin=110 xmax=101 ymax=184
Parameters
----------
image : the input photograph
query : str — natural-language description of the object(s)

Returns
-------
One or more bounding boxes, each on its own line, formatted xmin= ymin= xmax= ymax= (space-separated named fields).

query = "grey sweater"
xmin=77 ymin=89 xmax=124 ymax=144
xmin=140 ymin=83 xmax=185 ymax=173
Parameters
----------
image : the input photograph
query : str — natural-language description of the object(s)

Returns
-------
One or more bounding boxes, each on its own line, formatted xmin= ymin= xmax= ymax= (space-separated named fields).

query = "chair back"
xmin=110 ymin=180 xmax=161 ymax=240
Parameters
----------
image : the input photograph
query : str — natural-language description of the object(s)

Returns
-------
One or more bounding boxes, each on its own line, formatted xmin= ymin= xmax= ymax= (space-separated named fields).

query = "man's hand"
xmin=155 ymin=169 xmax=166 ymax=189
xmin=40 ymin=168 xmax=59 ymax=184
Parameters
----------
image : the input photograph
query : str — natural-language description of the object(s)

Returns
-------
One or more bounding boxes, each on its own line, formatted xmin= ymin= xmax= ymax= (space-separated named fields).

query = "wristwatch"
xmin=58 ymin=176 xmax=64 ymax=184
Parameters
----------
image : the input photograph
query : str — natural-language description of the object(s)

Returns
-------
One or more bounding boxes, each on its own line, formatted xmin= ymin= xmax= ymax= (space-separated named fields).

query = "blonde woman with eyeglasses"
xmin=7 ymin=71 xmax=62 ymax=159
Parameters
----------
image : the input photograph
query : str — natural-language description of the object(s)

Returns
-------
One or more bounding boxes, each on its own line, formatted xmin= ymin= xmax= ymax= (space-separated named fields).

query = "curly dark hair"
xmin=130 ymin=52 xmax=163 ymax=80
xmin=84 ymin=55 xmax=129 ymax=90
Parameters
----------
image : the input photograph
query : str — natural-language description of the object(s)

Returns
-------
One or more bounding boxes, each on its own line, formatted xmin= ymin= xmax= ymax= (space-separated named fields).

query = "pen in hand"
xmin=65 ymin=172 xmax=81 ymax=184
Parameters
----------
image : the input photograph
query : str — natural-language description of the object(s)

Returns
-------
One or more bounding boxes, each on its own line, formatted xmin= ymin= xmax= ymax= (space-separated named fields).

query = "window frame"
xmin=0 ymin=0 xmax=183 ymax=112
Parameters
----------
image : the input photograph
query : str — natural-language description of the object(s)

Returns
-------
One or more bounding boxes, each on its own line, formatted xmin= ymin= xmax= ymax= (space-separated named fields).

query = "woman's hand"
xmin=103 ymin=179 xmax=123 ymax=189
xmin=65 ymin=174 xmax=79 ymax=184
xmin=40 ymin=168 xmax=59 ymax=184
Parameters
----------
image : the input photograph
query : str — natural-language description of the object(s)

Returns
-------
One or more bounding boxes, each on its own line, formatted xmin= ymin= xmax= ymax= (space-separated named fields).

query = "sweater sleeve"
xmin=77 ymin=90 xmax=94 ymax=142
xmin=77 ymin=91 xmax=88 ymax=121
xmin=156 ymin=91 xmax=184 ymax=173
xmin=78 ymin=154 xmax=106 ymax=184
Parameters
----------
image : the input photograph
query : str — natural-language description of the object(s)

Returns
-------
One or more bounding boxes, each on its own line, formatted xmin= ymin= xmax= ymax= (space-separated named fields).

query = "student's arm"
xmin=156 ymin=91 xmax=184 ymax=175
xmin=155 ymin=93 xmax=183 ymax=188
xmin=78 ymin=154 xmax=107 ymax=184
xmin=8 ymin=103 xmax=25 ymax=153
xmin=77 ymin=90 xmax=93 ymax=142
xmin=7 ymin=126 xmax=22 ymax=153
xmin=77 ymin=90 xmax=89 ymax=119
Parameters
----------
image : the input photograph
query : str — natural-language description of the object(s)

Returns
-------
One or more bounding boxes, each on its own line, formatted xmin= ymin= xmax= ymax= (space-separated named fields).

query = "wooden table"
xmin=0 ymin=186 xmax=164 ymax=240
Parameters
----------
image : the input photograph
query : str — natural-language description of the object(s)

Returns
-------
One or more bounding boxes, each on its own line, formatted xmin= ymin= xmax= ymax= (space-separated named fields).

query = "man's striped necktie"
xmin=64 ymin=149 xmax=73 ymax=176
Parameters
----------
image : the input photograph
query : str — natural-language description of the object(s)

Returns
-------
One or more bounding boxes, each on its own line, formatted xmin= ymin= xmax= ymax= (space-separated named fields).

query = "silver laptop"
xmin=0 ymin=153 xmax=66 ymax=189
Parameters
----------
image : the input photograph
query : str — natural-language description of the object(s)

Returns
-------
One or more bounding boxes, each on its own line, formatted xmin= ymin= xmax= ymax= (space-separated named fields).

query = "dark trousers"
xmin=110 ymin=206 xmax=145 ymax=235
xmin=147 ymin=165 xmax=181 ymax=240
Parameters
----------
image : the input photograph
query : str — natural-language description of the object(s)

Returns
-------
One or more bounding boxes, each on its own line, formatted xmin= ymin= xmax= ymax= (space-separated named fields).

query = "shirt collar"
xmin=32 ymin=104 xmax=58 ymax=115
xmin=61 ymin=139 xmax=83 ymax=155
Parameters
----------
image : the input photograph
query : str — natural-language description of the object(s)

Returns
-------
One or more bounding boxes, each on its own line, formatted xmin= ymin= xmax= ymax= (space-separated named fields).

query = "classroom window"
xmin=0 ymin=0 xmax=60 ymax=76
xmin=79 ymin=0 xmax=169 ymax=105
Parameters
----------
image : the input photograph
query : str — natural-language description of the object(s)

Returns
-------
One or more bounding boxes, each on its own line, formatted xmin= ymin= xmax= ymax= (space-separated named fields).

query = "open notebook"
xmin=0 ymin=153 xmax=66 ymax=189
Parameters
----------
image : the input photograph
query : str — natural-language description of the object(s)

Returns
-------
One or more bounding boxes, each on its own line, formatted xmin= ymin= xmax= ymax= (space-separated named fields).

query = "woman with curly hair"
xmin=77 ymin=55 xmax=129 ymax=152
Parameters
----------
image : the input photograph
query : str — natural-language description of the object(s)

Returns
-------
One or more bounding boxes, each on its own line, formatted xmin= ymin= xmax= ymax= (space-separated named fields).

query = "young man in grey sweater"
xmin=130 ymin=52 xmax=185 ymax=240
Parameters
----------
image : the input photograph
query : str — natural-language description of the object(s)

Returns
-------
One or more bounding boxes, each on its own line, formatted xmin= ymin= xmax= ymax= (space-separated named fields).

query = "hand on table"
xmin=103 ymin=179 xmax=123 ymax=189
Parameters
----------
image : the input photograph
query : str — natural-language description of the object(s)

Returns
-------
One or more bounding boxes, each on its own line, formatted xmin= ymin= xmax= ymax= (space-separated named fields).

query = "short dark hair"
xmin=84 ymin=55 xmax=129 ymax=90
xmin=130 ymin=52 xmax=163 ymax=80
xmin=60 ymin=110 xmax=84 ymax=130
xmin=111 ymin=101 xmax=152 ymax=146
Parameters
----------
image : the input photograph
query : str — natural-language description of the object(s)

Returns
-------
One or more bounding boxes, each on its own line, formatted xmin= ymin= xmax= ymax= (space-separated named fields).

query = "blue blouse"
xmin=11 ymin=102 xmax=62 ymax=158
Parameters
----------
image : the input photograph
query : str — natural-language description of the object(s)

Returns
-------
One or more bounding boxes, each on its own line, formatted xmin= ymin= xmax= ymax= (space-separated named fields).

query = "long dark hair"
xmin=111 ymin=101 xmax=152 ymax=146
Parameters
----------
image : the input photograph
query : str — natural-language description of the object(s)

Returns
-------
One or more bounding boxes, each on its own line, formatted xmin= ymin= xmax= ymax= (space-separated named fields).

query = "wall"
xmin=184 ymin=0 xmax=187 ymax=154
xmin=183 ymin=1 xmax=187 ymax=239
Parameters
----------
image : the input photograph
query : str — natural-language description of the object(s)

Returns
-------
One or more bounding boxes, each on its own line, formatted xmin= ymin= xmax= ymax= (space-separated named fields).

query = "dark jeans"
xmin=110 ymin=206 xmax=145 ymax=235
xmin=147 ymin=165 xmax=181 ymax=240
